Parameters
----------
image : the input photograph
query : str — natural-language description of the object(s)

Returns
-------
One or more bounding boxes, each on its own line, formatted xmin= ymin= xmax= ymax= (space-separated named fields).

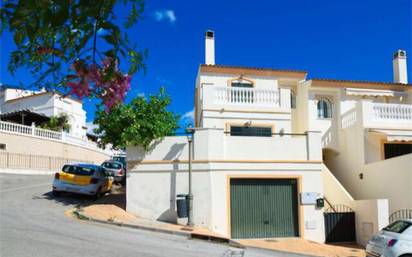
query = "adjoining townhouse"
xmin=294 ymin=51 xmax=412 ymax=215
xmin=0 ymin=85 xmax=87 ymax=138
xmin=126 ymin=31 xmax=411 ymax=243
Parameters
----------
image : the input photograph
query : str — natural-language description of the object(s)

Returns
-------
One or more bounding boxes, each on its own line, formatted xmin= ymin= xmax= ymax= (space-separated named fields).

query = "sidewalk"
xmin=238 ymin=238 xmax=365 ymax=257
xmin=70 ymin=185 xmax=231 ymax=243
xmin=69 ymin=187 xmax=365 ymax=257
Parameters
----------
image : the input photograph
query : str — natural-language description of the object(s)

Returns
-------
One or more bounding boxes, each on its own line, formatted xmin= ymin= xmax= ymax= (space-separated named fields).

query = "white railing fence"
xmin=213 ymin=86 xmax=280 ymax=107
xmin=372 ymin=103 xmax=412 ymax=121
xmin=0 ymin=121 xmax=33 ymax=135
xmin=341 ymin=109 xmax=357 ymax=129
xmin=0 ymin=120 xmax=110 ymax=155
xmin=34 ymin=126 xmax=62 ymax=140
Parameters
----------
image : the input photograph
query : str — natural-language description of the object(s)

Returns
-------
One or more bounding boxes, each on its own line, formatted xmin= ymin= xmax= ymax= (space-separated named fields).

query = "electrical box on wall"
xmin=300 ymin=192 xmax=318 ymax=205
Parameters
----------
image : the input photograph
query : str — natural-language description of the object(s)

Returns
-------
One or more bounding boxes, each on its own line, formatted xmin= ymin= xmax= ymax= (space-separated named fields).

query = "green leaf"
xmin=13 ymin=31 xmax=24 ymax=45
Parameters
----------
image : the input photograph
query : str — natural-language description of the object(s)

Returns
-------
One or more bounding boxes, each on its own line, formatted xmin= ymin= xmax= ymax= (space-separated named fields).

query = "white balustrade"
xmin=0 ymin=120 xmax=110 ymax=154
xmin=0 ymin=121 xmax=32 ymax=135
xmin=34 ymin=127 xmax=62 ymax=140
xmin=341 ymin=109 xmax=357 ymax=129
xmin=213 ymin=86 xmax=280 ymax=107
xmin=372 ymin=103 xmax=412 ymax=121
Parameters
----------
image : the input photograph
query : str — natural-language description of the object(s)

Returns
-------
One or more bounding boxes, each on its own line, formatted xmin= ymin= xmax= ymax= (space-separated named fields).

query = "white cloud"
xmin=153 ymin=9 xmax=176 ymax=24
xmin=181 ymin=108 xmax=194 ymax=120
xmin=137 ymin=92 xmax=145 ymax=98
xmin=180 ymin=108 xmax=194 ymax=127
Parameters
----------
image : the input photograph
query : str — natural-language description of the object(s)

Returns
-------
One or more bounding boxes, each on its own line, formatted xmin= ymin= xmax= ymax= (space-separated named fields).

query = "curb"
xmin=72 ymin=209 xmax=192 ymax=238
xmin=70 ymin=209 xmax=244 ymax=247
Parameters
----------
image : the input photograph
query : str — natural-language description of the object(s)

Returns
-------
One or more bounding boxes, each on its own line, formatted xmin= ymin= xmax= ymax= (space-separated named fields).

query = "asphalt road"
xmin=0 ymin=174 xmax=310 ymax=257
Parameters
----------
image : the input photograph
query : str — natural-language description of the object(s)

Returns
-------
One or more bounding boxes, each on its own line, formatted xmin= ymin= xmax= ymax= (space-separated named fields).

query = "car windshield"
xmin=102 ymin=162 xmax=121 ymax=169
xmin=62 ymin=165 xmax=95 ymax=176
xmin=383 ymin=220 xmax=411 ymax=234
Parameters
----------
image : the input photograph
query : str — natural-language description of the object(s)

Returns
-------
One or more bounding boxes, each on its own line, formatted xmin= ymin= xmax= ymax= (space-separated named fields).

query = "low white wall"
xmin=126 ymin=166 xmax=212 ymax=227
xmin=224 ymin=136 xmax=308 ymax=160
xmin=359 ymin=154 xmax=412 ymax=212
xmin=353 ymin=199 xmax=389 ymax=246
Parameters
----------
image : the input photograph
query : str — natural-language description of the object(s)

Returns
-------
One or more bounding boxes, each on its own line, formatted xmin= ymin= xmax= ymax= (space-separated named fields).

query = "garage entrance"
xmin=230 ymin=178 xmax=299 ymax=239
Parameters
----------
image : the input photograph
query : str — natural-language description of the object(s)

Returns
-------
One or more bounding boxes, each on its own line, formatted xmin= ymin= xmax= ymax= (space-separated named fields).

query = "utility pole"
xmin=186 ymin=128 xmax=195 ymax=227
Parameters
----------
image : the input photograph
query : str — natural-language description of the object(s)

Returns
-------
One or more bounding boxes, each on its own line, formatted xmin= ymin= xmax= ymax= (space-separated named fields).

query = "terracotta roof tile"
xmin=199 ymin=64 xmax=307 ymax=79
xmin=311 ymin=78 xmax=412 ymax=91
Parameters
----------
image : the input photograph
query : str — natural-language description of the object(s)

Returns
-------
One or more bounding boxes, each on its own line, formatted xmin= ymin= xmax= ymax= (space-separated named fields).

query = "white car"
xmin=366 ymin=219 xmax=412 ymax=257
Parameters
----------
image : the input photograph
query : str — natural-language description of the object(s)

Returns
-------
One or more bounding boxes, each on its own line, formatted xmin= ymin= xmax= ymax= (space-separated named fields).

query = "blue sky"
xmin=1 ymin=0 xmax=411 ymax=126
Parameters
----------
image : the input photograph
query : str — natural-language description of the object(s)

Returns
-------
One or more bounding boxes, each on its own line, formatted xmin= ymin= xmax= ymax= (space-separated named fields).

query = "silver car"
xmin=101 ymin=160 xmax=125 ymax=185
xmin=52 ymin=163 xmax=113 ymax=198
xmin=366 ymin=219 xmax=412 ymax=257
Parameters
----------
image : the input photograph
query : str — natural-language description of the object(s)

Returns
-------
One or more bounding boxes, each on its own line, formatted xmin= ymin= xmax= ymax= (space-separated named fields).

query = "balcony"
xmin=342 ymin=102 xmax=412 ymax=130
xmin=201 ymin=86 xmax=283 ymax=112
xmin=371 ymin=103 xmax=412 ymax=122
xmin=363 ymin=102 xmax=412 ymax=129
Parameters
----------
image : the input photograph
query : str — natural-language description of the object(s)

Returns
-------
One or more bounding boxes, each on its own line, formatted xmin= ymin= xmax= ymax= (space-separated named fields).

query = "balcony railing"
xmin=213 ymin=86 xmax=280 ymax=107
xmin=0 ymin=120 xmax=111 ymax=155
xmin=372 ymin=103 xmax=412 ymax=121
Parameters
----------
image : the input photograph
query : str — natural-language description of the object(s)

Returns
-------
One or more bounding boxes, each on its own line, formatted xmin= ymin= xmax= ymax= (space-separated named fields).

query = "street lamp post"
xmin=186 ymin=128 xmax=194 ymax=227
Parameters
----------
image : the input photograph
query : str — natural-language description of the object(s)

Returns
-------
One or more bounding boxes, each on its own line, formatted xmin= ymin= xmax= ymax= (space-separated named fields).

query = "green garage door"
xmin=230 ymin=178 xmax=299 ymax=238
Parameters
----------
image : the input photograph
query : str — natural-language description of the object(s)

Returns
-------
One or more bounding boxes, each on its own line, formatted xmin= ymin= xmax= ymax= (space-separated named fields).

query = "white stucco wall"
xmin=126 ymin=159 xmax=325 ymax=243
xmin=353 ymin=199 xmax=389 ymax=246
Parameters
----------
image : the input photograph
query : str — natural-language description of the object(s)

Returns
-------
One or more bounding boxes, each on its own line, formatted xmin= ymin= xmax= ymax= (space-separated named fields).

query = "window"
xmin=383 ymin=143 xmax=412 ymax=159
xmin=230 ymin=80 xmax=254 ymax=103
xmin=0 ymin=144 xmax=6 ymax=150
xmin=317 ymin=98 xmax=332 ymax=119
xmin=231 ymin=82 xmax=253 ymax=88
xmin=230 ymin=126 xmax=272 ymax=137
xmin=290 ymin=90 xmax=296 ymax=109
xmin=102 ymin=162 xmax=122 ymax=169
xmin=383 ymin=220 xmax=411 ymax=234
xmin=62 ymin=165 xmax=95 ymax=176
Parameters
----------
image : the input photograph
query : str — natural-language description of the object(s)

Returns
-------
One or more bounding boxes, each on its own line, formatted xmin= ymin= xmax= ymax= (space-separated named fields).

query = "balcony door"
xmin=230 ymin=80 xmax=254 ymax=104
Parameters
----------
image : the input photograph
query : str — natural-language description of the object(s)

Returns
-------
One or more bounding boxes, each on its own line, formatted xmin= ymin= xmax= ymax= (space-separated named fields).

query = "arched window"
xmin=317 ymin=98 xmax=332 ymax=118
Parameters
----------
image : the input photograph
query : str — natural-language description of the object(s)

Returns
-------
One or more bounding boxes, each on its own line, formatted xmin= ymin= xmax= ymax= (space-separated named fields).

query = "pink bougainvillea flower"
xmin=66 ymin=57 xmax=132 ymax=111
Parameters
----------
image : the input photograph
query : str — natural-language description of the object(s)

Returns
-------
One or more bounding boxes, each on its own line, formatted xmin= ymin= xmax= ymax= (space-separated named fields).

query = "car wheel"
xmin=52 ymin=190 xmax=60 ymax=197
xmin=94 ymin=187 xmax=102 ymax=200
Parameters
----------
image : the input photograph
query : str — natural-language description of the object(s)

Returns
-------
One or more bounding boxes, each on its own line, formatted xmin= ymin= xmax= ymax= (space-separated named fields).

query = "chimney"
xmin=205 ymin=30 xmax=215 ymax=65
xmin=393 ymin=49 xmax=408 ymax=84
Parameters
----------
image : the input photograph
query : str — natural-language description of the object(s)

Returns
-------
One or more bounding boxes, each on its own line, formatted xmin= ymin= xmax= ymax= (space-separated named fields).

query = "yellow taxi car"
xmin=52 ymin=163 xmax=113 ymax=198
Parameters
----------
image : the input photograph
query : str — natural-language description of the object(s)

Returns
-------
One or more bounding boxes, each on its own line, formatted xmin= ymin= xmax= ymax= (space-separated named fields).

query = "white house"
xmin=128 ymin=31 xmax=325 ymax=243
xmin=293 ymin=51 xmax=412 ymax=215
xmin=126 ymin=31 xmax=411 ymax=243
xmin=0 ymin=86 xmax=87 ymax=138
